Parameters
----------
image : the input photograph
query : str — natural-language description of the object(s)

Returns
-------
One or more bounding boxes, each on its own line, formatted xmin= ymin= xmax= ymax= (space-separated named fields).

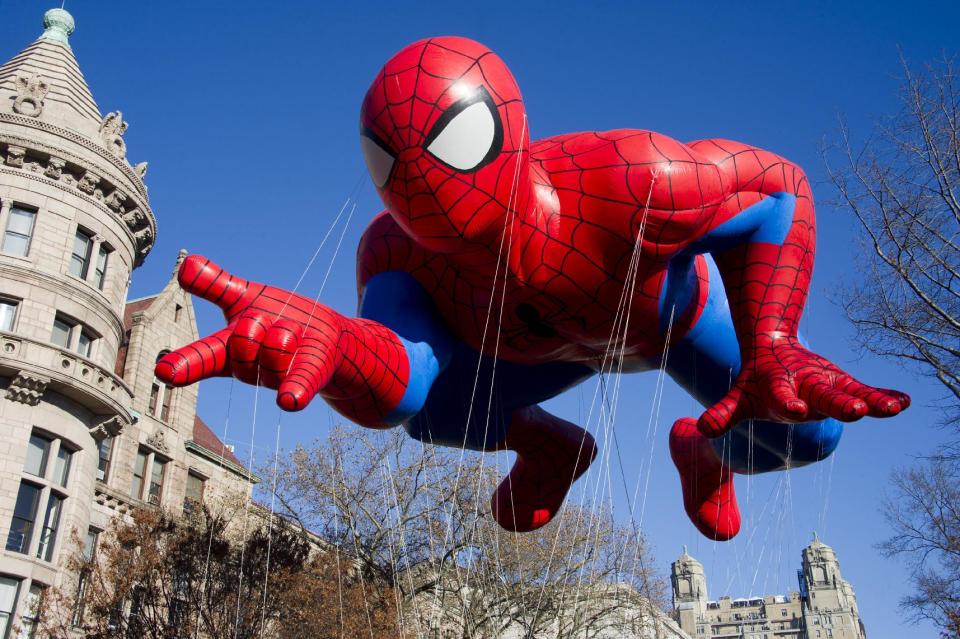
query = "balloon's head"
xmin=360 ymin=37 xmax=529 ymax=253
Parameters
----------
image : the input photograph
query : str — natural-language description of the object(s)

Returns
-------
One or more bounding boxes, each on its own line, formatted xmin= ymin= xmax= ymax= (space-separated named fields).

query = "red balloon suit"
xmin=157 ymin=37 xmax=909 ymax=540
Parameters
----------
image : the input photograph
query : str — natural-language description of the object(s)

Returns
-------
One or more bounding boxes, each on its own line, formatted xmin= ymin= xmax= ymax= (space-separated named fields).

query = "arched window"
xmin=149 ymin=351 xmax=174 ymax=422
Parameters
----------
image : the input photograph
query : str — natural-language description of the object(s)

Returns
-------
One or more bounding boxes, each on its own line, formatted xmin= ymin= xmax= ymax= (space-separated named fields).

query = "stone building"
xmin=0 ymin=9 xmax=254 ymax=636
xmin=671 ymin=535 xmax=866 ymax=639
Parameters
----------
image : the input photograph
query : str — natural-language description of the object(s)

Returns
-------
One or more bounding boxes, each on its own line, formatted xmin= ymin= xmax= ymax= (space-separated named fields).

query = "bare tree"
xmin=823 ymin=54 xmax=960 ymax=424
xmin=39 ymin=503 xmax=398 ymax=638
xmin=271 ymin=426 xmax=668 ymax=639
xmin=825 ymin=53 xmax=960 ymax=639
xmin=879 ymin=448 xmax=960 ymax=638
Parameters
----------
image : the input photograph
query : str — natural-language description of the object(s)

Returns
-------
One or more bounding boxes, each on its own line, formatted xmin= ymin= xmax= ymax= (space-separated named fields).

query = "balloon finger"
xmin=767 ymin=377 xmax=809 ymax=421
xmin=697 ymin=387 xmax=747 ymax=438
xmin=259 ymin=319 xmax=302 ymax=386
xmin=835 ymin=378 xmax=909 ymax=417
xmin=155 ymin=327 xmax=232 ymax=386
xmin=178 ymin=255 xmax=253 ymax=315
xmin=802 ymin=384 xmax=868 ymax=422
xmin=227 ymin=311 xmax=270 ymax=384
xmin=276 ymin=332 xmax=338 ymax=412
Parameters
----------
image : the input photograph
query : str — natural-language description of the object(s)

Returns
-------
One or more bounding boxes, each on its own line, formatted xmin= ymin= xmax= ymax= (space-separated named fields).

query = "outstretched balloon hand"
xmin=155 ymin=255 xmax=342 ymax=410
xmin=696 ymin=334 xmax=911 ymax=438
xmin=155 ymin=255 xmax=411 ymax=427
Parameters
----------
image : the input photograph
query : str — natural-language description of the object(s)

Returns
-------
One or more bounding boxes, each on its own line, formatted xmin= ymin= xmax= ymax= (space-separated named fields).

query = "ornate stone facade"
xmin=672 ymin=535 xmax=866 ymax=639
xmin=0 ymin=9 xmax=255 ymax=634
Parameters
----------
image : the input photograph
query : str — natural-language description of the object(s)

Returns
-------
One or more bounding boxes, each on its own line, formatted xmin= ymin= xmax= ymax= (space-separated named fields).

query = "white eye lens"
xmin=426 ymin=101 xmax=496 ymax=171
xmin=360 ymin=135 xmax=395 ymax=188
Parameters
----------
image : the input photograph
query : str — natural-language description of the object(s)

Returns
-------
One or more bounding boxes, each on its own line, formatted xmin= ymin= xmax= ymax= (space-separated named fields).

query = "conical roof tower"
xmin=0 ymin=8 xmax=156 ymax=266
xmin=0 ymin=9 xmax=102 ymax=139
xmin=0 ymin=10 xmax=160 ymax=589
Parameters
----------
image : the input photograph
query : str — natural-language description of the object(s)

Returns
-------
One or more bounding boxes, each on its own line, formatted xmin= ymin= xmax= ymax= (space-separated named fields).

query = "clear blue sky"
xmin=3 ymin=1 xmax=956 ymax=636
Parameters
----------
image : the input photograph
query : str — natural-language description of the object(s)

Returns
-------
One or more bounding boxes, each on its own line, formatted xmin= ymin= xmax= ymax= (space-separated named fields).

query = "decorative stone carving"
xmin=104 ymin=189 xmax=127 ymax=212
xmin=99 ymin=111 xmax=128 ymax=159
xmin=12 ymin=73 xmax=48 ymax=117
xmin=4 ymin=145 xmax=25 ymax=168
xmin=174 ymin=248 xmax=188 ymax=273
xmin=134 ymin=161 xmax=148 ymax=179
xmin=77 ymin=170 xmax=100 ymax=193
xmin=145 ymin=429 xmax=170 ymax=454
xmin=5 ymin=371 xmax=50 ymax=406
xmin=91 ymin=415 xmax=125 ymax=441
xmin=94 ymin=486 xmax=133 ymax=515
xmin=44 ymin=156 xmax=65 ymax=180
xmin=122 ymin=207 xmax=146 ymax=229
xmin=133 ymin=226 xmax=153 ymax=249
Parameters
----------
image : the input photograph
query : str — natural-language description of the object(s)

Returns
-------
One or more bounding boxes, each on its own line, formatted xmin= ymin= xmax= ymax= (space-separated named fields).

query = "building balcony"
xmin=0 ymin=330 xmax=133 ymax=421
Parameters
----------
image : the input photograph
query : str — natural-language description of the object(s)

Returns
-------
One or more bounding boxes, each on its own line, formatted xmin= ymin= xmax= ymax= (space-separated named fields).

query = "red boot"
xmin=669 ymin=417 xmax=741 ymax=541
xmin=491 ymin=406 xmax=597 ymax=532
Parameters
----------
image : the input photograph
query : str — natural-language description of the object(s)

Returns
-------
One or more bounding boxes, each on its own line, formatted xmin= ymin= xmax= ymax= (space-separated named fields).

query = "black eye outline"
xmin=423 ymin=85 xmax=504 ymax=173
xmin=359 ymin=125 xmax=397 ymax=188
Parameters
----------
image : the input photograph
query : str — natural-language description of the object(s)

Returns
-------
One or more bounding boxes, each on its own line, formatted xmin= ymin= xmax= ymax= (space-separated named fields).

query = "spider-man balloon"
xmin=157 ymin=37 xmax=909 ymax=540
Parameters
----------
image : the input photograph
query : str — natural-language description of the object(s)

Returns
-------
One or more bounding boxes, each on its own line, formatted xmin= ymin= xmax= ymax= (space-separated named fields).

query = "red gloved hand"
xmin=697 ymin=334 xmax=911 ymax=438
xmin=154 ymin=255 xmax=344 ymax=412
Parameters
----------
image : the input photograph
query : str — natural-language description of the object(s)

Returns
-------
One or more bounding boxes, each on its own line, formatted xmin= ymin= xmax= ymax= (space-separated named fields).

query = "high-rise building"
xmin=671 ymin=535 xmax=866 ymax=639
xmin=0 ymin=9 xmax=254 ymax=635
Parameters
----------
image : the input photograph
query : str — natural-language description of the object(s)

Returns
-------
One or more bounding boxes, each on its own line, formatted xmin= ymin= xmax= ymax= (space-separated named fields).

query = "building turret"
xmin=0 ymin=8 xmax=157 ymax=421
xmin=671 ymin=546 xmax=708 ymax=630
xmin=0 ymin=8 xmax=156 ymax=632
xmin=800 ymin=532 xmax=865 ymax=638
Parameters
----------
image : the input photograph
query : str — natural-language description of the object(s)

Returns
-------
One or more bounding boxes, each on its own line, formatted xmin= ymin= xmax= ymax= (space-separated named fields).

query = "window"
xmin=6 ymin=483 xmax=40 ymax=553
xmin=184 ymin=473 xmax=205 ymax=515
xmin=53 ymin=446 xmax=72 ymax=487
xmin=126 ymin=587 xmax=147 ymax=639
xmin=97 ymin=438 xmax=113 ymax=482
xmin=36 ymin=493 xmax=63 ymax=561
xmin=174 ymin=304 xmax=183 ymax=323
xmin=77 ymin=329 xmax=94 ymax=358
xmin=8 ymin=431 xmax=73 ymax=562
xmin=132 ymin=448 xmax=167 ymax=505
xmin=18 ymin=582 xmax=43 ymax=639
xmin=2 ymin=207 xmax=36 ymax=257
xmin=69 ymin=229 xmax=94 ymax=279
xmin=149 ymin=352 xmax=175 ymax=421
xmin=0 ymin=578 xmax=19 ymax=639
xmin=94 ymin=244 xmax=110 ymax=290
xmin=51 ymin=317 xmax=72 ymax=349
xmin=0 ymin=300 xmax=16 ymax=332
xmin=131 ymin=450 xmax=147 ymax=500
xmin=160 ymin=384 xmax=174 ymax=421
xmin=24 ymin=434 xmax=50 ymax=478
xmin=149 ymin=379 xmax=176 ymax=421
xmin=169 ymin=568 xmax=189 ymax=627
xmin=82 ymin=528 xmax=99 ymax=562
xmin=51 ymin=315 xmax=97 ymax=357
xmin=73 ymin=528 xmax=99 ymax=626
xmin=148 ymin=457 xmax=166 ymax=506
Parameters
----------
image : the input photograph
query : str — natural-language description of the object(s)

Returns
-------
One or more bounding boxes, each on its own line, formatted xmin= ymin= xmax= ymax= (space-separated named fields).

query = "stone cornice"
xmin=0 ymin=165 xmax=152 ymax=265
xmin=0 ymin=132 xmax=157 ymax=265
xmin=0 ymin=112 xmax=147 ymax=197
xmin=0 ymin=131 xmax=152 ymax=219
xmin=185 ymin=440 xmax=261 ymax=483
xmin=0 ymin=260 xmax=125 ymax=340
